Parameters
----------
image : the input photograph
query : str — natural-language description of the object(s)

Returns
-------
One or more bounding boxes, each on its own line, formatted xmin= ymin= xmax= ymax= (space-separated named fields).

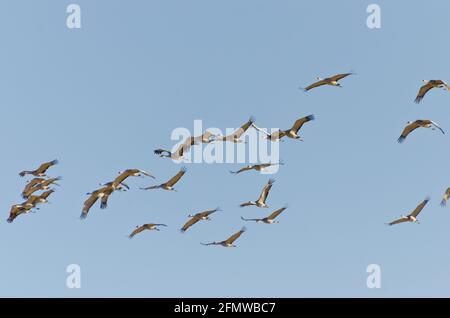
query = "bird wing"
xmin=240 ymin=201 xmax=253 ymax=207
xmin=81 ymin=193 xmax=99 ymax=219
xmin=200 ymin=130 xmax=214 ymax=143
xmin=397 ymin=122 xmax=421 ymax=143
xmin=329 ymin=73 xmax=353 ymax=82
xmin=302 ymin=79 xmax=329 ymax=91
xmin=113 ymin=170 xmax=133 ymax=185
xmin=230 ymin=166 xmax=253 ymax=174
xmin=267 ymin=207 xmax=287 ymax=220
xmin=410 ymin=198 xmax=430 ymax=218
xmin=430 ymin=120 xmax=445 ymax=134
xmin=241 ymin=216 xmax=260 ymax=222
xmin=138 ymin=170 xmax=155 ymax=179
xmin=414 ymin=83 xmax=434 ymax=103
xmin=251 ymin=123 xmax=271 ymax=136
xmin=180 ymin=217 xmax=200 ymax=232
xmin=270 ymin=130 xmax=286 ymax=140
xmin=129 ymin=226 xmax=146 ymax=238
xmin=388 ymin=217 xmax=409 ymax=226
xmin=229 ymin=117 xmax=255 ymax=139
xmin=22 ymin=184 xmax=43 ymax=199
xmin=289 ymin=115 xmax=315 ymax=134
xmin=36 ymin=159 xmax=58 ymax=174
xmin=164 ymin=167 xmax=186 ymax=187
xmin=225 ymin=227 xmax=246 ymax=244
xmin=257 ymin=179 xmax=275 ymax=203
xmin=154 ymin=149 xmax=171 ymax=156
xmin=39 ymin=190 xmax=55 ymax=200
xmin=441 ymin=188 xmax=450 ymax=206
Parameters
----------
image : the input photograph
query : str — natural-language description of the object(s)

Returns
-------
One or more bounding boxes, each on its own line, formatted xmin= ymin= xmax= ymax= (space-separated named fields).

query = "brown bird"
xmin=19 ymin=159 xmax=58 ymax=177
xmin=140 ymin=167 xmax=186 ymax=191
xmin=241 ymin=206 xmax=287 ymax=224
xmin=414 ymin=80 xmax=450 ymax=103
xmin=80 ymin=182 xmax=127 ymax=219
xmin=397 ymin=120 xmax=445 ymax=143
xmin=240 ymin=179 xmax=275 ymax=208
xmin=440 ymin=188 xmax=450 ymax=207
xmin=230 ymin=162 xmax=284 ymax=174
xmin=128 ymin=223 xmax=167 ymax=238
xmin=24 ymin=190 xmax=55 ymax=207
xmin=301 ymin=73 xmax=354 ymax=91
xmin=113 ymin=169 xmax=154 ymax=187
xmin=21 ymin=177 xmax=47 ymax=196
xmin=252 ymin=115 xmax=315 ymax=141
xmin=180 ymin=207 xmax=220 ymax=233
xmin=201 ymin=227 xmax=247 ymax=247
xmin=21 ymin=177 xmax=62 ymax=199
xmin=154 ymin=138 xmax=194 ymax=160
xmin=7 ymin=203 xmax=34 ymax=223
xmin=214 ymin=117 xmax=255 ymax=143
xmin=387 ymin=197 xmax=429 ymax=226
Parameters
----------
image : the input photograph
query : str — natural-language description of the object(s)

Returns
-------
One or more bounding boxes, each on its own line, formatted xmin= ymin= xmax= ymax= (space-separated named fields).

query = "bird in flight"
xmin=387 ymin=197 xmax=430 ymax=226
xmin=214 ymin=116 xmax=255 ymax=143
xmin=241 ymin=206 xmax=287 ymax=224
xmin=140 ymin=167 xmax=186 ymax=191
xmin=128 ymin=223 xmax=167 ymax=238
xmin=414 ymin=80 xmax=450 ymax=103
xmin=440 ymin=188 xmax=450 ymax=207
xmin=21 ymin=177 xmax=62 ymax=199
xmin=154 ymin=131 xmax=215 ymax=160
xmin=397 ymin=120 xmax=445 ymax=143
xmin=180 ymin=207 xmax=220 ymax=233
xmin=113 ymin=169 xmax=154 ymax=187
xmin=240 ymin=179 xmax=275 ymax=208
xmin=80 ymin=182 xmax=128 ymax=219
xmin=300 ymin=73 xmax=354 ymax=92
xmin=230 ymin=162 xmax=284 ymax=174
xmin=201 ymin=227 xmax=247 ymax=247
xmin=7 ymin=203 xmax=35 ymax=223
xmin=252 ymin=115 xmax=315 ymax=141
xmin=24 ymin=189 xmax=55 ymax=208
xmin=19 ymin=159 xmax=58 ymax=177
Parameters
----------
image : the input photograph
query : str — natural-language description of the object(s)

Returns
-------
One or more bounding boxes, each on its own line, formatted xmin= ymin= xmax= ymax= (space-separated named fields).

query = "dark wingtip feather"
xmin=397 ymin=136 xmax=405 ymax=143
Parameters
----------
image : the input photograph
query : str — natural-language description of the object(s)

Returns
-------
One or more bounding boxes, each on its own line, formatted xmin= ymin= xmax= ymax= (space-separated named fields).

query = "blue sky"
xmin=1 ymin=0 xmax=450 ymax=297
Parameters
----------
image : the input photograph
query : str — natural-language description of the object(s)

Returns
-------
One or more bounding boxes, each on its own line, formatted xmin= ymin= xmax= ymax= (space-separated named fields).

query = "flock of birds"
xmin=7 ymin=74 xmax=450 ymax=244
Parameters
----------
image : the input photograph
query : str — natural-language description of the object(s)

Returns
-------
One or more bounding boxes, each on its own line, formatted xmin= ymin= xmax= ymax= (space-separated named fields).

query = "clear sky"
xmin=1 ymin=0 xmax=450 ymax=297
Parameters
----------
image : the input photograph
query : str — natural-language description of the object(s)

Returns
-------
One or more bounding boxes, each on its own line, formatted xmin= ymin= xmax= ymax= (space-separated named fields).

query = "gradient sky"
xmin=1 ymin=0 xmax=450 ymax=297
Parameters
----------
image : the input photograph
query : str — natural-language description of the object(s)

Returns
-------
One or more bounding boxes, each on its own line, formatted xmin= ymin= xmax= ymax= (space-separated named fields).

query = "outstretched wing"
xmin=251 ymin=123 xmax=271 ymax=136
xmin=257 ymin=179 xmax=275 ymax=204
xmin=241 ymin=216 xmax=260 ymax=222
xmin=289 ymin=115 xmax=315 ymax=134
xmin=240 ymin=201 xmax=253 ymax=207
xmin=36 ymin=159 xmax=58 ymax=174
xmin=414 ymin=83 xmax=434 ymax=103
xmin=441 ymin=188 xmax=450 ymax=207
xmin=267 ymin=207 xmax=287 ymax=220
xmin=387 ymin=217 xmax=409 ymax=226
xmin=229 ymin=117 xmax=255 ymax=139
xmin=180 ymin=217 xmax=200 ymax=232
xmin=230 ymin=166 xmax=253 ymax=174
xmin=165 ymin=167 xmax=187 ymax=187
xmin=225 ymin=227 xmax=247 ymax=244
xmin=410 ymin=197 xmax=430 ymax=218
xmin=129 ymin=226 xmax=146 ymax=238
xmin=81 ymin=193 xmax=99 ymax=219
xmin=329 ymin=73 xmax=353 ymax=82
xmin=302 ymin=79 xmax=329 ymax=91
xmin=397 ymin=122 xmax=421 ymax=143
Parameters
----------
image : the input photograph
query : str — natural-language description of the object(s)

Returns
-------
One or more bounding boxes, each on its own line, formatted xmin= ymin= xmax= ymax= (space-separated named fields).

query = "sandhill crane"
xmin=387 ymin=197 xmax=430 ymax=226
xmin=180 ymin=207 xmax=220 ymax=233
xmin=230 ymin=162 xmax=284 ymax=174
xmin=155 ymin=140 xmax=191 ymax=160
xmin=140 ymin=167 xmax=186 ymax=191
xmin=414 ymin=80 xmax=450 ymax=103
xmin=201 ymin=227 xmax=247 ymax=247
xmin=240 ymin=179 xmax=275 ymax=208
xmin=22 ymin=177 xmax=46 ymax=194
xmin=397 ymin=120 xmax=445 ymax=143
xmin=80 ymin=182 xmax=125 ymax=219
xmin=24 ymin=190 xmax=55 ymax=207
xmin=22 ymin=177 xmax=62 ymax=199
xmin=214 ymin=117 xmax=255 ymax=143
xmin=300 ymin=73 xmax=354 ymax=91
xmin=7 ymin=203 xmax=34 ymax=223
xmin=19 ymin=159 xmax=58 ymax=177
xmin=113 ymin=169 xmax=154 ymax=187
xmin=241 ymin=206 xmax=287 ymax=224
xmin=440 ymin=188 xmax=450 ymax=207
xmin=253 ymin=115 xmax=315 ymax=141
xmin=128 ymin=223 xmax=167 ymax=238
